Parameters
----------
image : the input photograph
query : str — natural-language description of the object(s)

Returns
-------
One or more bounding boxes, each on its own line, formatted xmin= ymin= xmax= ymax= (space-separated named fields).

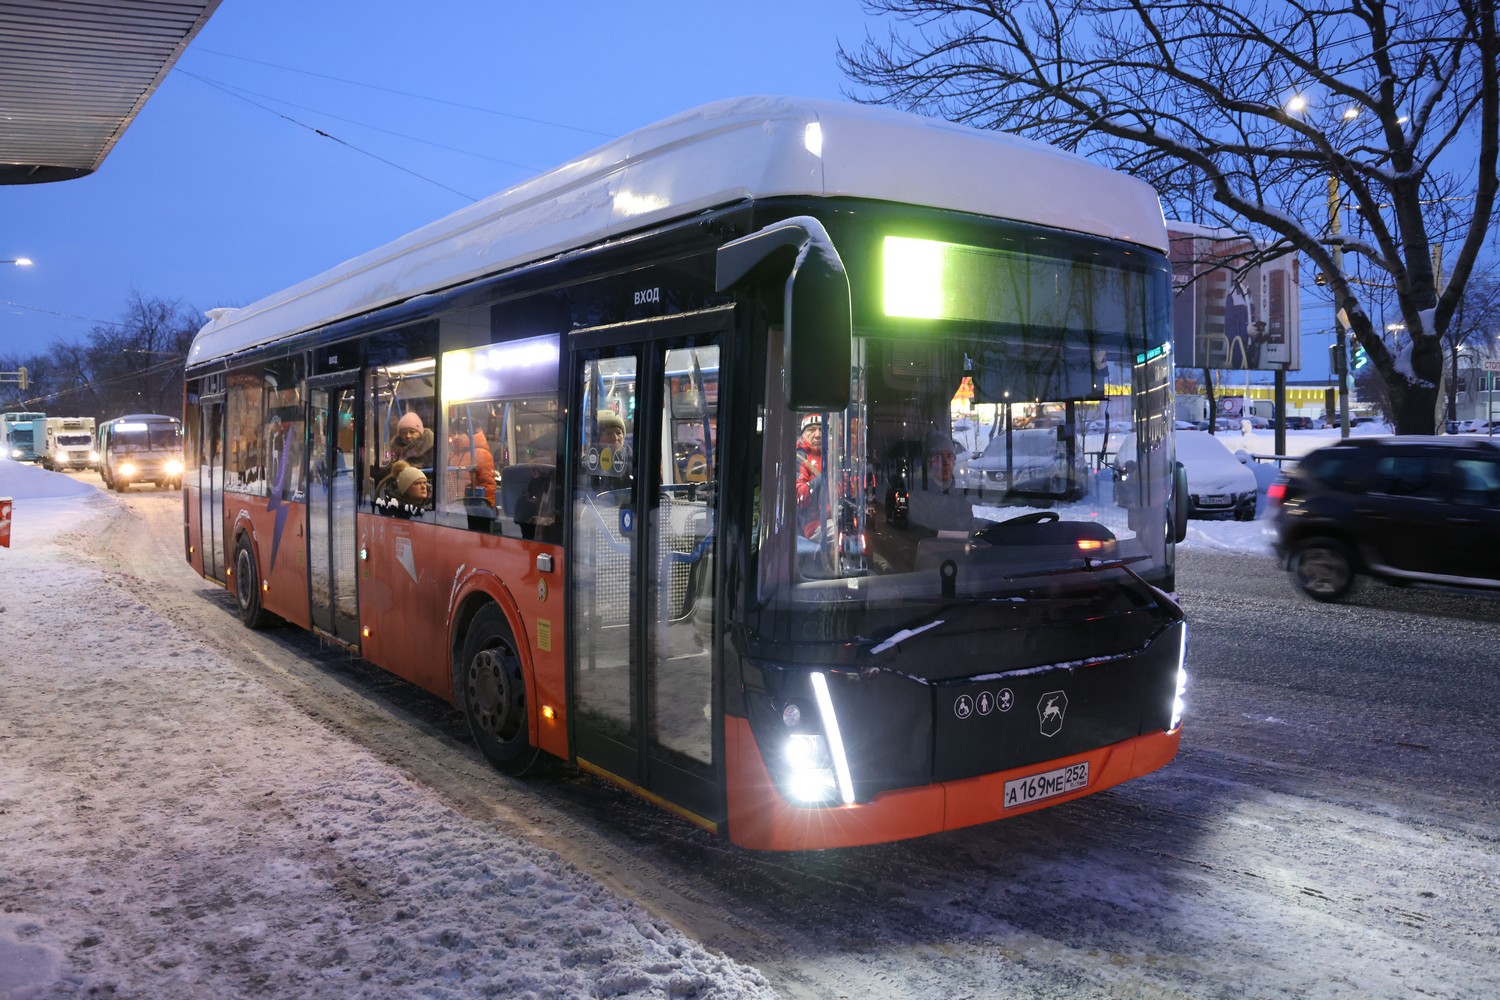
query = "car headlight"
xmin=1170 ymin=624 xmax=1188 ymax=732
xmin=89 ymin=451 xmax=100 ymax=462
xmin=165 ymin=459 xmax=184 ymax=475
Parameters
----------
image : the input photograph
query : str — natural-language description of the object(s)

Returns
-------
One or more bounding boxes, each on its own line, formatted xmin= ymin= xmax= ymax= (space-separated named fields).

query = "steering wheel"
xmin=1006 ymin=510 xmax=1060 ymax=525
xmin=971 ymin=509 xmax=1060 ymax=543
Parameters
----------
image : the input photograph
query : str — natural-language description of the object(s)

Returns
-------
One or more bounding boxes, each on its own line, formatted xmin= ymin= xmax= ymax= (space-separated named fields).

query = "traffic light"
xmin=16 ymin=366 xmax=25 ymax=391
xmin=1351 ymin=344 xmax=1370 ymax=370
xmin=1329 ymin=343 xmax=1347 ymax=377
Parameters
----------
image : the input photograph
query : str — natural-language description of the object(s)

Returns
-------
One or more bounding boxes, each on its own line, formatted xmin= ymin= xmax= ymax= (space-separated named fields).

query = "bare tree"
xmin=841 ymin=0 xmax=1499 ymax=433
xmin=5 ymin=294 xmax=198 ymax=420
xmin=1441 ymin=274 xmax=1500 ymax=420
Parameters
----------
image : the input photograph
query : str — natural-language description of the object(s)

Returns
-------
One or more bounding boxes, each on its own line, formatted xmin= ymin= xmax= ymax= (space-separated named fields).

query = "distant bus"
xmin=183 ymin=97 xmax=1188 ymax=850
xmin=97 ymin=414 xmax=185 ymax=491
xmin=2 ymin=411 xmax=45 ymax=461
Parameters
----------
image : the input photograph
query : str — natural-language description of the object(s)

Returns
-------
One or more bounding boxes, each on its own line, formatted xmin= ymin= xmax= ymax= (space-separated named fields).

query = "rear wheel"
xmin=1291 ymin=539 xmax=1355 ymax=602
xmin=233 ymin=537 xmax=275 ymax=628
xmin=456 ymin=604 xmax=541 ymax=775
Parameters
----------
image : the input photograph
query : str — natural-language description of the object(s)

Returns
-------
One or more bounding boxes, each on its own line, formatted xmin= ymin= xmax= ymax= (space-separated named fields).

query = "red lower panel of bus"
xmin=724 ymin=715 xmax=1180 ymax=851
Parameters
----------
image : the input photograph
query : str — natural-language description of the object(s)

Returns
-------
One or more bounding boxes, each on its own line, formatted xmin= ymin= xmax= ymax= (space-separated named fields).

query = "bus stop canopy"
xmin=0 ymin=0 xmax=222 ymax=184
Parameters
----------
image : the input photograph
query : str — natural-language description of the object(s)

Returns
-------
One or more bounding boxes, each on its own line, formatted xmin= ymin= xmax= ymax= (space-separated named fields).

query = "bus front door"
xmin=307 ymin=381 xmax=360 ymax=645
xmin=570 ymin=319 xmax=724 ymax=827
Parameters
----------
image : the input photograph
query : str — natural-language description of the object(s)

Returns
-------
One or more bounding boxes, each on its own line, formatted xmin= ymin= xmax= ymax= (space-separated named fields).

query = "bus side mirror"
xmin=716 ymin=216 xmax=852 ymax=412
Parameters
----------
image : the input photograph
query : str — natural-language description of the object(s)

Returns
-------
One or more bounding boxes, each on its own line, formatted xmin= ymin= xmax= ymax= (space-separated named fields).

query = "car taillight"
xmin=1267 ymin=481 xmax=1287 ymax=505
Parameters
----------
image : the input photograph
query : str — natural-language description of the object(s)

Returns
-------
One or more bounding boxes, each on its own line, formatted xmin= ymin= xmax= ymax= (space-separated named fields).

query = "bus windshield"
xmin=111 ymin=423 xmax=182 ymax=452
xmin=759 ymin=234 xmax=1173 ymax=605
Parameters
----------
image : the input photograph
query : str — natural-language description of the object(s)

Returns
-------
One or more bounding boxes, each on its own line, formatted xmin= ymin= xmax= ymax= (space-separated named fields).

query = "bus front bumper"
xmin=724 ymin=714 xmax=1180 ymax=851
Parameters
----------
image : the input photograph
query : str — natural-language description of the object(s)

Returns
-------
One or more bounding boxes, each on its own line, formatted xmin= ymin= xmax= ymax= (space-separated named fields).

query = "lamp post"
xmin=1327 ymin=178 xmax=1352 ymax=440
xmin=3 ymin=258 xmax=33 ymax=267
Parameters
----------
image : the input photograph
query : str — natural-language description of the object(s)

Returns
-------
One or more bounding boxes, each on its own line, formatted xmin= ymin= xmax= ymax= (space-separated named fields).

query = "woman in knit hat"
xmin=388 ymin=410 xmax=434 ymax=467
xmin=375 ymin=460 xmax=430 ymax=517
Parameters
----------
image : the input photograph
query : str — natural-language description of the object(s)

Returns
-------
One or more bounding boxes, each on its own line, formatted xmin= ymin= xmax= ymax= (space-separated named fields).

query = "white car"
xmin=1116 ymin=430 xmax=1258 ymax=520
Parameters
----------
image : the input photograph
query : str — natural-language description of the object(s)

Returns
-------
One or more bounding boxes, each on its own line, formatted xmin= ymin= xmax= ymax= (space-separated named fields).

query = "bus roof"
xmin=189 ymin=96 xmax=1168 ymax=368
xmin=103 ymin=413 xmax=179 ymax=424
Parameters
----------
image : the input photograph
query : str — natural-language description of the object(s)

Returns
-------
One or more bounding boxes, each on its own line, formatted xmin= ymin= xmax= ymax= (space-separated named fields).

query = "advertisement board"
xmin=1169 ymin=223 xmax=1300 ymax=372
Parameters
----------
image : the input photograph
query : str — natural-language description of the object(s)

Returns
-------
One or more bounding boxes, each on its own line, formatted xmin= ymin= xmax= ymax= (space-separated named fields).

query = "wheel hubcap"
xmin=467 ymin=642 xmax=523 ymax=744
xmin=1297 ymin=549 xmax=1347 ymax=595
xmin=235 ymin=550 xmax=254 ymax=608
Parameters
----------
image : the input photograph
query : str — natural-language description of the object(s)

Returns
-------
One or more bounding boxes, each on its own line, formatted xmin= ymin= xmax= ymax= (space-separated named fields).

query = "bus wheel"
xmin=457 ymin=604 xmax=541 ymax=776
xmin=233 ymin=538 xmax=275 ymax=629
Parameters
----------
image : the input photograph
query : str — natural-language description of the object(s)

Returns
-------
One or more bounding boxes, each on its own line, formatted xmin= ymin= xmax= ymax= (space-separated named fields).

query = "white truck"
xmin=39 ymin=416 xmax=98 ymax=471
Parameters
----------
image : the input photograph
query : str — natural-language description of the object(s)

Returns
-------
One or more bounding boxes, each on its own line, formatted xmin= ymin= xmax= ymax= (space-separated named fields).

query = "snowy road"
xmin=2 ymin=471 xmax=1497 ymax=998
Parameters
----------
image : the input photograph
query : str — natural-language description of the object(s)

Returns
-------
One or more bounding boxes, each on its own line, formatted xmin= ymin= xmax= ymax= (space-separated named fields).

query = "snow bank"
xmin=0 ymin=468 xmax=775 ymax=999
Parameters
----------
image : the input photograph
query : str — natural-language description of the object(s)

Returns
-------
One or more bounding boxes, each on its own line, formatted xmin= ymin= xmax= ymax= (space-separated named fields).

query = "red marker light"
xmin=1267 ymin=481 xmax=1287 ymax=505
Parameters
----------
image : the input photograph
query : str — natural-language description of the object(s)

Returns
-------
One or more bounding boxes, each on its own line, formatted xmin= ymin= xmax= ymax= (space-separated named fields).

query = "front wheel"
xmin=1290 ymin=539 xmax=1355 ymax=602
xmin=233 ymin=538 xmax=276 ymax=628
xmin=456 ymin=604 xmax=541 ymax=776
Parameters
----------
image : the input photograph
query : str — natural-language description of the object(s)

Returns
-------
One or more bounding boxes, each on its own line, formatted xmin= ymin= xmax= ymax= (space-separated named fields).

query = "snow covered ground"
xmin=0 ymin=460 xmax=775 ymax=999
xmin=0 ymin=424 xmax=1410 ymax=998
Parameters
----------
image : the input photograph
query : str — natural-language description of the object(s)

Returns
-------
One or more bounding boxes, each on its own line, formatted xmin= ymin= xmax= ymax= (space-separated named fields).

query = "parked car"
xmin=1116 ymin=430 xmax=1257 ymax=520
xmin=955 ymin=428 xmax=1087 ymax=499
xmin=1286 ymin=416 xmax=1317 ymax=431
xmin=1270 ymin=436 xmax=1500 ymax=601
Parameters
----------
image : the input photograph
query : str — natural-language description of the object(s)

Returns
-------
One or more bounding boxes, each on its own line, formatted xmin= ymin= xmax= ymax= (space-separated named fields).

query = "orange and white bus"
xmin=183 ymin=97 xmax=1188 ymax=850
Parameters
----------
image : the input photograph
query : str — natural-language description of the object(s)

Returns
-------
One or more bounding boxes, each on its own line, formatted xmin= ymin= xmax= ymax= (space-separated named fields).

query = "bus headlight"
xmin=119 ymin=462 xmax=137 ymax=477
xmin=1170 ymin=624 xmax=1188 ymax=732
xmin=783 ymin=733 xmax=838 ymax=803
xmin=758 ymin=672 xmax=856 ymax=808
xmin=165 ymin=459 xmax=184 ymax=475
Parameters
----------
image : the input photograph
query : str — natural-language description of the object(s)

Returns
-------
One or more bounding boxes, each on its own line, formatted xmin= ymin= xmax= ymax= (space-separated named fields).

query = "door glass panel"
xmin=201 ymin=402 xmax=224 ymax=582
xmin=308 ymin=386 xmax=360 ymax=642
xmin=572 ymin=353 xmax=641 ymax=753
xmin=650 ymin=346 xmax=718 ymax=767
xmin=329 ymin=387 xmax=359 ymax=639
xmin=308 ymin=390 xmax=334 ymax=635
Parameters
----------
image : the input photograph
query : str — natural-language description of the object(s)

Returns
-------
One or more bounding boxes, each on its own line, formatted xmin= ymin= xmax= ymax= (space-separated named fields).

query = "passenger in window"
xmin=449 ymin=431 xmax=496 ymax=506
xmin=594 ymin=410 xmax=633 ymax=493
xmin=597 ymin=409 xmax=626 ymax=451
xmin=389 ymin=411 xmax=434 ymax=468
xmin=796 ymin=414 xmax=831 ymax=540
xmin=375 ymin=461 xmax=431 ymax=518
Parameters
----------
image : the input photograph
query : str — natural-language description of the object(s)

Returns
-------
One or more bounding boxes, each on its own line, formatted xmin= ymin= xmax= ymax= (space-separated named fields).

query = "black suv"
xmin=1270 ymin=436 xmax=1500 ymax=601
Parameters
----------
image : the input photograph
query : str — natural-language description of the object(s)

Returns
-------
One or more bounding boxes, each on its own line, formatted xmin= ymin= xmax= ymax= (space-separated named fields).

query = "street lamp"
xmin=3 ymin=258 xmax=33 ymax=267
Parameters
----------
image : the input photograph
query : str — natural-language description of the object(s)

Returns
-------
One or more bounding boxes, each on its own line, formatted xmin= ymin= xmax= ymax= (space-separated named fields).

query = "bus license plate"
xmin=1003 ymin=762 xmax=1090 ymax=809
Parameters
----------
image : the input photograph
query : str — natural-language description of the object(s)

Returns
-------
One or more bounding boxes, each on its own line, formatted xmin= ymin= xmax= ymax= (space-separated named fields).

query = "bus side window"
xmin=367 ymin=360 xmax=436 ymax=509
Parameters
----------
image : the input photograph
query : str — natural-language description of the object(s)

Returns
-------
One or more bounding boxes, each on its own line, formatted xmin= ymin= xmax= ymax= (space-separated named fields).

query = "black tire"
xmin=456 ymin=604 xmax=541 ymax=776
xmin=1290 ymin=538 xmax=1356 ymax=602
xmin=233 ymin=537 xmax=276 ymax=628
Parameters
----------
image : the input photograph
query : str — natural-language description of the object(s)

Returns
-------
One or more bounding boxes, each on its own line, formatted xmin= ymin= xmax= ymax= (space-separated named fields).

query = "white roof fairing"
xmin=189 ymin=96 xmax=1169 ymax=369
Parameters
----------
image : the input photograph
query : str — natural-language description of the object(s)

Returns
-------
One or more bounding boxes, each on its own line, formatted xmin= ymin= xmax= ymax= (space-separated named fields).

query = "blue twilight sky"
xmin=2 ymin=1 xmax=886 ymax=356
xmin=2 ymin=0 xmax=1344 ymax=381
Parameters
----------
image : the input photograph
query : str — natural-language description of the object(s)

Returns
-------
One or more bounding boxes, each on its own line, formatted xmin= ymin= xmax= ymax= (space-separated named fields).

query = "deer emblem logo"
xmin=1037 ymin=691 xmax=1068 ymax=737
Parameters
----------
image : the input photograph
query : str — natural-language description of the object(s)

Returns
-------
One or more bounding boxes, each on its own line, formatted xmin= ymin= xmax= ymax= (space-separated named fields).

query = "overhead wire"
xmin=178 ymin=70 xmax=546 ymax=175
xmin=177 ymin=70 xmax=481 ymax=203
xmin=189 ymin=47 xmax=615 ymax=139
